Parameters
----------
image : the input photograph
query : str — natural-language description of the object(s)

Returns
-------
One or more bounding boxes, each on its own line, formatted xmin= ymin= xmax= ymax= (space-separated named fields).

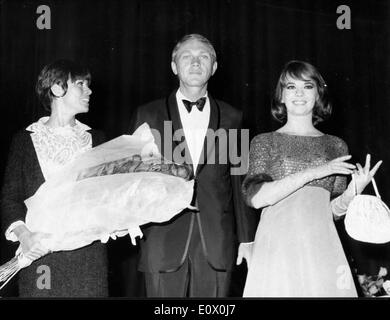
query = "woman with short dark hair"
xmin=1 ymin=59 xmax=108 ymax=297
xmin=241 ymin=60 xmax=381 ymax=297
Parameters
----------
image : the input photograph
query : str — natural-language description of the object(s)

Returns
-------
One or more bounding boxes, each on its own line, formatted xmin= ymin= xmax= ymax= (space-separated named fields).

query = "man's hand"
xmin=236 ymin=242 xmax=254 ymax=266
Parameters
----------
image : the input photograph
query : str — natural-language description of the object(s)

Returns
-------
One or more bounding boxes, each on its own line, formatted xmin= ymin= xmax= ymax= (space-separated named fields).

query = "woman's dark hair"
xmin=36 ymin=59 xmax=91 ymax=111
xmin=271 ymin=60 xmax=331 ymax=125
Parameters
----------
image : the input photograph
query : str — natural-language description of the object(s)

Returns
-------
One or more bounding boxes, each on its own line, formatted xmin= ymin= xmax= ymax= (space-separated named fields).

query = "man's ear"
xmin=50 ymin=83 xmax=65 ymax=97
xmin=211 ymin=61 xmax=218 ymax=76
xmin=171 ymin=61 xmax=178 ymax=75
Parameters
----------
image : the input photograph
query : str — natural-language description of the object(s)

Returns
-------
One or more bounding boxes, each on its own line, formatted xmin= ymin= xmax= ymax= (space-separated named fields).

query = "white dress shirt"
xmin=176 ymin=89 xmax=210 ymax=175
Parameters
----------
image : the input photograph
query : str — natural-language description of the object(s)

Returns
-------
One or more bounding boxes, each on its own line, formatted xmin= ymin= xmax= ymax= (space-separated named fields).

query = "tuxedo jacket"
xmin=129 ymin=91 xmax=256 ymax=273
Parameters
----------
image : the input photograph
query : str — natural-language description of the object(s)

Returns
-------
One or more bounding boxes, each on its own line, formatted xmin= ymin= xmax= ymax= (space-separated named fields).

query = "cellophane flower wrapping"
xmin=24 ymin=122 xmax=194 ymax=250
xmin=1 ymin=123 xmax=194 ymax=288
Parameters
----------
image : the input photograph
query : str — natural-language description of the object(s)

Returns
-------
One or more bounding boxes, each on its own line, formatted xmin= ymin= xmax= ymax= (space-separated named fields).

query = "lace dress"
xmin=242 ymin=132 xmax=358 ymax=297
xmin=27 ymin=117 xmax=92 ymax=180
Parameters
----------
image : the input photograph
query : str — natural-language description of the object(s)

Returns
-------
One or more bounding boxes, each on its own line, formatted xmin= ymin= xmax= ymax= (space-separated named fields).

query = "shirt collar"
xmin=26 ymin=116 xmax=91 ymax=133
xmin=176 ymin=89 xmax=208 ymax=103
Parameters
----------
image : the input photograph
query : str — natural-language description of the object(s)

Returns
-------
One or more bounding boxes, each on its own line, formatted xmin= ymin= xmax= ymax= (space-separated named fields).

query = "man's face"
xmin=171 ymin=39 xmax=217 ymax=89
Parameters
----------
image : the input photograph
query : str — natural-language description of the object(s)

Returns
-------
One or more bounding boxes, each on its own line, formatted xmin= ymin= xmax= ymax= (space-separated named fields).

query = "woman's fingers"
xmin=30 ymin=248 xmax=44 ymax=257
xmin=369 ymin=160 xmax=383 ymax=177
xmin=345 ymin=163 xmax=356 ymax=170
xmin=333 ymin=162 xmax=355 ymax=170
xmin=329 ymin=155 xmax=352 ymax=164
xmin=364 ymin=154 xmax=371 ymax=173
xmin=355 ymin=157 xmax=382 ymax=177
xmin=25 ymin=251 xmax=40 ymax=260
xmin=328 ymin=161 xmax=355 ymax=175
xmin=335 ymin=170 xmax=354 ymax=175
xmin=326 ymin=155 xmax=381 ymax=178
xmin=25 ymin=253 xmax=35 ymax=260
xmin=27 ymin=243 xmax=49 ymax=259
xmin=331 ymin=166 xmax=354 ymax=175
xmin=356 ymin=163 xmax=364 ymax=173
xmin=336 ymin=155 xmax=352 ymax=161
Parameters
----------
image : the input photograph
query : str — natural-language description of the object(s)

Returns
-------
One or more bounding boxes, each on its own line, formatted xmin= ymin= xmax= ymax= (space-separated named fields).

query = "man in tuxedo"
xmin=129 ymin=34 xmax=255 ymax=297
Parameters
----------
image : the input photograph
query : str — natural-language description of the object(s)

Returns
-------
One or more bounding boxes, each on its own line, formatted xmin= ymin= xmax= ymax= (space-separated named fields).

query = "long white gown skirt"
xmin=243 ymin=186 xmax=358 ymax=297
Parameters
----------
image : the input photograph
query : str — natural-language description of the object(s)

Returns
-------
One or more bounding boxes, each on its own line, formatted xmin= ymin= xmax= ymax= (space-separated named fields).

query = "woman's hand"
xmin=309 ymin=155 xmax=356 ymax=180
xmin=352 ymin=154 xmax=382 ymax=194
xmin=13 ymin=225 xmax=51 ymax=261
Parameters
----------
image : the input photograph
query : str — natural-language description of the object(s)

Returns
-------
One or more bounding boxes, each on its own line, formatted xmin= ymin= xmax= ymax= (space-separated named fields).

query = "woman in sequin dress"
xmin=1 ymin=60 xmax=108 ymax=297
xmin=241 ymin=61 xmax=382 ymax=297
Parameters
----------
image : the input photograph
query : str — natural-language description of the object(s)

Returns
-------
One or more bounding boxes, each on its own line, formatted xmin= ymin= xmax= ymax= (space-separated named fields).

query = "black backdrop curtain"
xmin=1 ymin=0 xmax=390 ymax=297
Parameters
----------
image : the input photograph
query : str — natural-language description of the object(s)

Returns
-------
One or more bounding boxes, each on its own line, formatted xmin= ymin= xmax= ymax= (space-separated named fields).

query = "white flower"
xmin=378 ymin=267 xmax=387 ymax=278
xmin=383 ymin=280 xmax=390 ymax=295
xmin=368 ymin=285 xmax=379 ymax=295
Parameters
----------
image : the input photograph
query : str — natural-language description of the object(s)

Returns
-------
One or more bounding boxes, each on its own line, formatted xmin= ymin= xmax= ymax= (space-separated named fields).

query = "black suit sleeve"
xmin=128 ymin=107 xmax=145 ymax=135
xmin=1 ymin=132 xmax=28 ymax=235
xmin=230 ymin=113 xmax=257 ymax=243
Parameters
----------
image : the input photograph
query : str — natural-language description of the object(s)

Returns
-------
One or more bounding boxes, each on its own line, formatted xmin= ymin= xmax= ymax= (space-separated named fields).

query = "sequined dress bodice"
xmin=246 ymin=131 xmax=348 ymax=195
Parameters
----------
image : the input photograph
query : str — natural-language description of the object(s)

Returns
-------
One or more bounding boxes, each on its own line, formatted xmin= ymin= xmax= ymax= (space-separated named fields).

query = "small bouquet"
xmin=357 ymin=267 xmax=390 ymax=297
xmin=1 ymin=123 xmax=194 ymax=290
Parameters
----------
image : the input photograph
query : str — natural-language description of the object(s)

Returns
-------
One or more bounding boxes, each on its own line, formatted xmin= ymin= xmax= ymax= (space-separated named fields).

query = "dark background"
xmin=1 ymin=0 xmax=389 ymax=297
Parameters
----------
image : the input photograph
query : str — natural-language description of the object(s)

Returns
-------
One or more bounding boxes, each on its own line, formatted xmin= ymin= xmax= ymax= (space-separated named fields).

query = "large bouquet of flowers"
xmin=0 ymin=123 xmax=194 ymax=289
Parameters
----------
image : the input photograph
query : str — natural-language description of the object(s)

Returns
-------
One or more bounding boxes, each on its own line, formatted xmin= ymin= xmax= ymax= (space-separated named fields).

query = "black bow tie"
xmin=182 ymin=97 xmax=206 ymax=112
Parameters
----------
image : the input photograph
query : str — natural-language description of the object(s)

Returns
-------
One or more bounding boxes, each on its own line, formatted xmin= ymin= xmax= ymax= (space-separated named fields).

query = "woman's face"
xmin=281 ymin=75 xmax=318 ymax=119
xmin=61 ymin=78 xmax=92 ymax=115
